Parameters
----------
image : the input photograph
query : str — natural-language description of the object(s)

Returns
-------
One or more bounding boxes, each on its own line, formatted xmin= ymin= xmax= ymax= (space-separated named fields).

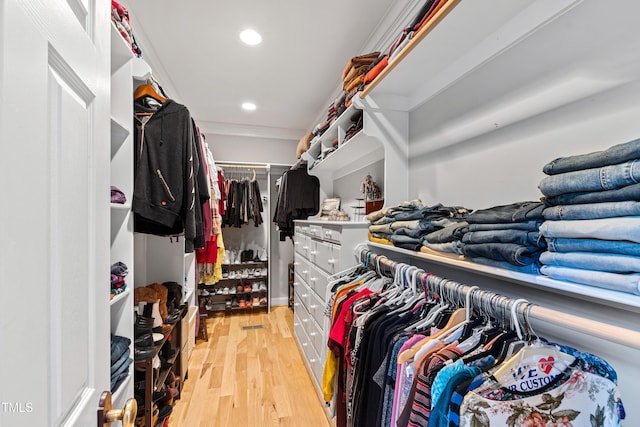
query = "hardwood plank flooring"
xmin=170 ymin=306 xmax=332 ymax=427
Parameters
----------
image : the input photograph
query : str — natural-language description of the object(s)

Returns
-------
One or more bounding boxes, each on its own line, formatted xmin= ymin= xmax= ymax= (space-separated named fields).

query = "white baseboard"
xmin=270 ymin=296 xmax=289 ymax=307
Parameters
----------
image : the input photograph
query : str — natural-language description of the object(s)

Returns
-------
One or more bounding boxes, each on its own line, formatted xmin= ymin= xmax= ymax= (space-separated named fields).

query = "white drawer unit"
xmin=292 ymin=219 xmax=368 ymax=399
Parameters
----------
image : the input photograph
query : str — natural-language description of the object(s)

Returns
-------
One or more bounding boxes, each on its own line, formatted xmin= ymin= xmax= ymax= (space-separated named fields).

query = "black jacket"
xmin=133 ymin=98 xmax=197 ymax=247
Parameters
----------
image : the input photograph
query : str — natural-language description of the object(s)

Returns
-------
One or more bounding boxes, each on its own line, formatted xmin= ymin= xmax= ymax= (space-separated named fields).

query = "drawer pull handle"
xmin=310 ymin=251 xmax=317 ymax=255
xmin=302 ymin=246 xmax=308 ymax=250
xmin=328 ymin=259 xmax=335 ymax=264
xmin=302 ymin=270 xmax=308 ymax=275
xmin=310 ymin=358 xmax=317 ymax=363
xmin=302 ymin=318 xmax=309 ymax=323
xmin=309 ymin=332 xmax=316 ymax=337
xmin=310 ymin=304 xmax=317 ymax=309
xmin=310 ymin=277 xmax=317 ymax=282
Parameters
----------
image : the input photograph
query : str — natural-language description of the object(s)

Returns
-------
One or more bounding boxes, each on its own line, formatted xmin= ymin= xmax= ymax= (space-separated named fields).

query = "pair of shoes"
xmin=240 ymin=249 xmax=254 ymax=263
xmin=222 ymin=287 xmax=230 ymax=295
xmin=259 ymin=296 xmax=268 ymax=306
xmin=251 ymin=282 xmax=259 ymax=292
xmin=239 ymin=298 xmax=246 ymax=308
xmin=225 ymin=299 xmax=232 ymax=309
xmin=244 ymin=283 xmax=252 ymax=292
xmin=259 ymin=283 xmax=267 ymax=292
xmin=229 ymin=286 xmax=236 ymax=295
xmin=236 ymin=284 xmax=244 ymax=293
xmin=231 ymin=297 xmax=239 ymax=308
xmin=252 ymin=297 xmax=260 ymax=307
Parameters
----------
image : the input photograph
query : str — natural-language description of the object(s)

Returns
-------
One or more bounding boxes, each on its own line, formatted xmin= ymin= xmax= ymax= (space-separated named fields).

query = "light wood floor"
xmin=170 ymin=306 xmax=332 ymax=427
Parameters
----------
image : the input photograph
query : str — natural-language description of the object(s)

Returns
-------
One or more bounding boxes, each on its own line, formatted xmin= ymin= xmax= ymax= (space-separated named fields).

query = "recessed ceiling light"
xmin=242 ymin=102 xmax=256 ymax=111
xmin=240 ymin=29 xmax=262 ymax=45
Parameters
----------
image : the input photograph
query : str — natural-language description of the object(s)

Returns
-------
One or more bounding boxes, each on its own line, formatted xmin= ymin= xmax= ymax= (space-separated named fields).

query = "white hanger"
xmin=492 ymin=299 xmax=575 ymax=384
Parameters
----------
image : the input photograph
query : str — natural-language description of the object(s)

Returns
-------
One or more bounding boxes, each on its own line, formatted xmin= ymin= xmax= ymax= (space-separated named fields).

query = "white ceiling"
xmin=126 ymin=0 xmax=400 ymax=140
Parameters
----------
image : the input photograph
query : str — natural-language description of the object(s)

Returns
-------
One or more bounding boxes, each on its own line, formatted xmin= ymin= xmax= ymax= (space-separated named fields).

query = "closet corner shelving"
xmin=109 ymin=20 xmax=136 ymax=408
xmin=302 ymin=91 xmax=410 ymax=207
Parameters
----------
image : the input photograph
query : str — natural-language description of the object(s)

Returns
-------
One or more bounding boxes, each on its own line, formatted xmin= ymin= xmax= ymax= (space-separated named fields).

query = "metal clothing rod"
xmin=216 ymin=163 xmax=269 ymax=169
xmin=355 ymin=246 xmax=640 ymax=350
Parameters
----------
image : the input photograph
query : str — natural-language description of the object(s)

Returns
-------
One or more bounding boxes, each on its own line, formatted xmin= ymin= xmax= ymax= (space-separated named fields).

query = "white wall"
xmin=204 ymin=133 xmax=298 ymax=165
xmin=333 ymin=159 xmax=384 ymax=220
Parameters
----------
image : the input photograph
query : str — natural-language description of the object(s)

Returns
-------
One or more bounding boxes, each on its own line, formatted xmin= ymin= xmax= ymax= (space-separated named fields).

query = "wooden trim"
xmin=360 ymin=0 xmax=462 ymax=99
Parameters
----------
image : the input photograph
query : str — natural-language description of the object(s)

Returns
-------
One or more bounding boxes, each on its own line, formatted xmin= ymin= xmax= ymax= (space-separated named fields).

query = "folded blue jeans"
xmin=422 ymin=241 xmax=464 ymax=255
xmin=468 ymin=220 xmax=542 ymax=232
xmin=110 ymin=335 xmax=131 ymax=365
xmin=392 ymin=218 xmax=453 ymax=238
xmin=367 ymin=199 xmax=424 ymax=222
xmin=466 ymin=201 xmax=544 ymax=224
xmin=538 ymin=160 xmax=640 ymax=197
xmin=540 ymin=265 xmax=640 ymax=295
xmin=462 ymin=230 xmax=544 ymax=247
xmin=389 ymin=234 xmax=423 ymax=250
xmin=424 ymin=221 xmax=469 ymax=244
xmin=461 ymin=243 xmax=542 ymax=266
xmin=542 ymin=182 xmax=640 ymax=206
xmin=543 ymin=138 xmax=640 ymax=175
xmin=111 ymin=348 xmax=131 ymax=375
xmin=539 ymin=217 xmax=640 ymax=243
xmin=543 ymin=201 xmax=640 ymax=220
xmin=466 ymin=256 xmax=540 ymax=274
xmin=540 ymin=251 xmax=640 ymax=273
xmin=546 ymin=237 xmax=640 ymax=256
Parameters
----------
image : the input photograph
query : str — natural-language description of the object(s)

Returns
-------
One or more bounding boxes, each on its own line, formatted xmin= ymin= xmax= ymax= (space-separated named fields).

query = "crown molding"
xmin=197 ymin=120 xmax=303 ymax=141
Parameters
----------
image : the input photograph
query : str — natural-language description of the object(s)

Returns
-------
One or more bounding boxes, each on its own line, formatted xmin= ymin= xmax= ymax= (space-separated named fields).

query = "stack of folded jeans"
xmin=111 ymin=335 xmax=132 ymax=392
xmin=368 ymin=200 xmax=470 ymax=251
xmin=537 ymin=138 xmax=640 ymax=295
xmin=460 ymin=201 xmax=546 ymax=274
xmin=421 ymin=220 xmax=469 ymax=255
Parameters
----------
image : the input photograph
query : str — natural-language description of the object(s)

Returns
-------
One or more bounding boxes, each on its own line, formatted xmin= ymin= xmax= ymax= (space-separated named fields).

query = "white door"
xmin=0 ymin=0 xmax=111 ymax=426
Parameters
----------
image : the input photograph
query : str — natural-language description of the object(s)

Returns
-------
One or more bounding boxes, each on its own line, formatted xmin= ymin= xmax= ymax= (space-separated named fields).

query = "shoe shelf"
xmin=134 ymin=319 xmax=182 ymax=427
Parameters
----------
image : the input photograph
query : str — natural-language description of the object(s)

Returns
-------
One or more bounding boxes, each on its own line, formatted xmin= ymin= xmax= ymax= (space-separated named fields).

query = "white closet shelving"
xmin=301 ymin=0 xmax=640 ymax=423
xmin=109 ymin=21 xmax=136 ymax=407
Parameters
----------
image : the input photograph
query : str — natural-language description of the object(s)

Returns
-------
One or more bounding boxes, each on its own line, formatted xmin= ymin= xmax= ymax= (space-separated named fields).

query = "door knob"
xmin=98 ymin=391 xmax=137 ymax=427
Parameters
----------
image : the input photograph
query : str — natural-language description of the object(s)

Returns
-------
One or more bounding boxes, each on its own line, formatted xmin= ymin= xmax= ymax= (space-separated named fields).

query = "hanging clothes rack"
xmin=355 ymin=245 xmax=640 ymax=350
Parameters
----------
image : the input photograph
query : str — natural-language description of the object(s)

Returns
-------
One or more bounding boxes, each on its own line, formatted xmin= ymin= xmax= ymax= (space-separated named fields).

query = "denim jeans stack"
xmin=538 ymin=138 xmax=640 ymax=295
xmin=460 ymin=201 xmax=546 ymax=274
xmin=111 ymin=335 xmax=132 ymax=392
xmin=367 ymin=200 xmax=470 ymax=251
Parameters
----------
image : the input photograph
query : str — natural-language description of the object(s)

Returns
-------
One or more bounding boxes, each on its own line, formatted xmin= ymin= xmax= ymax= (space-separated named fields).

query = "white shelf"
xmin=367 ymin=242 xmax=640 ymax=313
xmin=110 ymin=288 xmax=131 ymax=306
xmin=110 ymin=118 xmax=129 ymax=158
xmin=309 ymin=130 xmax=383 ymax=178
xmin=110 ymin=202 xmax=130 ymax=213
xmin=111 ymin=370 xmax=132 ymax=404
xmin=110 ymin=23 xmax=134 ymax=73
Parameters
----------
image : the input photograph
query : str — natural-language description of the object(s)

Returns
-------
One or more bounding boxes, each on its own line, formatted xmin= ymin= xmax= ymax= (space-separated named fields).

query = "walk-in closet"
xmin=2 ymin=0 xmax=640 ymax=426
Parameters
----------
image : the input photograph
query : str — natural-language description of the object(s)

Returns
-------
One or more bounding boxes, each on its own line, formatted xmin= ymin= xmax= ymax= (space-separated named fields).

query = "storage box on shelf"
xmin=292 ymin=220 xmax=368 ymax=399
